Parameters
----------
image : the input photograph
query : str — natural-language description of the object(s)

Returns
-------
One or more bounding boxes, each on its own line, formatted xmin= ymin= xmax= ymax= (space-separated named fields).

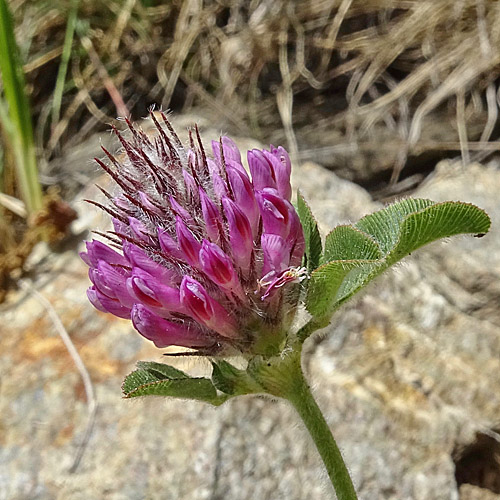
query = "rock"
xmin=459 ymin=484 xmax=500 ymax=500
xmin=1 ymin=120 xmax=499 ymax=500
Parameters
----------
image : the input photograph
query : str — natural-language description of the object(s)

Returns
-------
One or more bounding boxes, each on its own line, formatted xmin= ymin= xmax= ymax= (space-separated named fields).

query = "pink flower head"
xmin=81 ymin=113 xmax=305 ymax=355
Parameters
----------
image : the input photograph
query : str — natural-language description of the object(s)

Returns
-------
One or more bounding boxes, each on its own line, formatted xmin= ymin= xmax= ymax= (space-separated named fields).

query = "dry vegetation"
xmin=13 ymin=0 xmax=500 ymax=186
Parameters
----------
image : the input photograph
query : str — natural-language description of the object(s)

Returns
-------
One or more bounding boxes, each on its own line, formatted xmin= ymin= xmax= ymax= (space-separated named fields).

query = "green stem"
xmin=270 ymin=354 xmax=358 ymax=500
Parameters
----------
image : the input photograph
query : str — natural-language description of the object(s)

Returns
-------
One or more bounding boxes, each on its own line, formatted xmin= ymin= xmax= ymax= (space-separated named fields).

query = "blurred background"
xmin=1 ymin=1 xmax=500 ymax=499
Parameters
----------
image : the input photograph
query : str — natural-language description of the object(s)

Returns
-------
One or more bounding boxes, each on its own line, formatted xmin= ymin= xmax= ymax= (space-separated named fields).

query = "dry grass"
xmin=10 ymin=0 xmax=500 ymax=182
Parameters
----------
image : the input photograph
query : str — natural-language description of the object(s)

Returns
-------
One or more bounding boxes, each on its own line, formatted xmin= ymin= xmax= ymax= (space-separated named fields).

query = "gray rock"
xmin=1 ymin=121 xmax=499 ymax=500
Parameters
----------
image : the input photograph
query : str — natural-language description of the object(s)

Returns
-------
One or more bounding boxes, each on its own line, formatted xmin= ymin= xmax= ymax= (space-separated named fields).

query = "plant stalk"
xmin=275 ymin=356 xmax=358 ymax=500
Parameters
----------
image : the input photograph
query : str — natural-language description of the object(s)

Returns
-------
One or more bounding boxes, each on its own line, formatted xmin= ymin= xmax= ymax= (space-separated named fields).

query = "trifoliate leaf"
xmin=303 ymin=199 xmax=490 ymax=333
xmin=386 ymin=201 xmax=491 ymax=265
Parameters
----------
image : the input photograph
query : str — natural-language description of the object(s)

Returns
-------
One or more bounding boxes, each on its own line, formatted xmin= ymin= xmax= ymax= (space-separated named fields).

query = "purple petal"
xmin=199 ymin=188 xmax=222 ymax=243
xmin=199 ymin=240 xmax=245 ymax=300
xmin=226 ymin=166 xmax=259 ymax=236
xmin=87 ymin=286 xmax=107 ymax=313
xmin=97 ymin=261 xmax=134 ymax=307
xmin=180 ymin=276 xmax=238 ymax=338
xmin=80 ymin=251 xmax=91 ymax=266
xmin=287 ymin=210 xmax=306 ymax=266
xmin=262 ymin=150 xmax=291 ymax=200
xmin=211 ymin=137 xmax=242 ymax=166
xmin=207 ymin=158 xmax=220 ymax=176
xmin=222 ymin=196 xmax=253 ymax=271
xmin=113 ymin=196 xmax=130 ymax=211
xmin=256 ymin=190 xmax=292 ymax=238
xmin=131 ymin=304 xmax=213 ymax=348
xmin=182 ymin=170 xmax=199 ymax=203
xmin=248 ymin=150 xmax=276 ymax=191
xmin=169 ymin=196 xmax=195 ymax=225
xmin=112 ymin=217 xmax=128 ymax=235
xmin=158 ymin=228 xmax=183 ymax=259
xmin=212 ymin=172 xmax=229 ymax=201
xmin=123 ymin=242 xmax=176 ymax=283
xmin=83 ymin=240 xmax=128 ymax=267
xmin=94 ymin=288 xmax=131 ymax=319
xmin=138 ymin=191 xmax=163 ymax=216
xmin=176 ymin=217 xmax=201 ymax=267
xmin=129 ymin=217 xmax=155 ymax=244
xmin=261 ymin=234 xmax=290 ymax=276
xmin=260 ymin=267 xmax=308 ymax=301
xmin=127 ymin=268 xmax=185 ymax=315
xmin=226 ymin=158 xmax=246 ymax=176
xmin=270 ymin=146 xmax=291 ymax=177
xmin=89 ymin=267 xmax=116 ymax=299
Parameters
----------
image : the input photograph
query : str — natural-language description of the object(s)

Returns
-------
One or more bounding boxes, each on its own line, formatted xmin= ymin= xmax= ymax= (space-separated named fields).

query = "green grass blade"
xmin=51 ymin=0 xmax=79 ymax=128
xmin=0 ymin=0 xmax=42 ymax=214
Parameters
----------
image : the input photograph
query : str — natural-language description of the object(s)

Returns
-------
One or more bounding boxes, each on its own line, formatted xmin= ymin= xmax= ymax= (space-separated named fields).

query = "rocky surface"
xmin=1 ymin=115 xmax=500 ymax=499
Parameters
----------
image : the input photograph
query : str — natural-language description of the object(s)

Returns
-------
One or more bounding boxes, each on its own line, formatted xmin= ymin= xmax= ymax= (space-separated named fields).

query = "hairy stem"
xmin=257 ymin=352 xmax=358 ymax=499
xmin=286 ymin=371 xmax=358 ymax=499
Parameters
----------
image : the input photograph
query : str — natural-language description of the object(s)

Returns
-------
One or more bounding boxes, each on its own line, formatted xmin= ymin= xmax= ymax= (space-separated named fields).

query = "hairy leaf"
xmin=355 ymin=199 xmax=434 ymax=254
xmin=306 ymin=259 xmax=378 ymax=317
xmin=323 ymin=225 xmax=381 ymax=262
xmin=304 ymin=199 xmax=490 ymax=328
xmin=136 ymin=360 xmax=189 ymax=380
xmin=386 ymin=201 xmax=491 ymax=265
xmin=122 ymin=363 xmax=227 ymax=405
xmin=211 ymin=360 xmax=261 ymax=395
xmin=297 ymin=191 xmax=322 ymax=272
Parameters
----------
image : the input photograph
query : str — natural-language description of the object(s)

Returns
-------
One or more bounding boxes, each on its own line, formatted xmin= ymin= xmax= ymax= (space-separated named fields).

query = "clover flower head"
xmin=81 ymin=113 xmax=305 ymax=355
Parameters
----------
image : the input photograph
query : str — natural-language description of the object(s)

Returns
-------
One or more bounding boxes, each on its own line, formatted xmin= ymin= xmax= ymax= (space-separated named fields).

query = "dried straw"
xmin=11 ymin=0 xmax=500 ymax=182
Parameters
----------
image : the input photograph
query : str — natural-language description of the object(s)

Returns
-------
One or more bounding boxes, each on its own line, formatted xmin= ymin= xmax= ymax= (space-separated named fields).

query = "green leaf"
xmin=306 ymin=259 xmax=378 ymax=317
xmin=211 ymin=360 xmax=262 ymax=395
xmin=303 ymin=199 xmax=490 ymax=331
xmin=211 ymin=361 xmax=240 ymax=394
xmin=386 ymin=201 xmax=491 ymax=265
xmin=122 ymin=362 xmax=227 ymax=405
xmin=332 ymin=262 xmax=381 ymax=307
xmin=297 ymin=191 xmax=322 ymax=272
xmin=323 ymin=225 xmax=381 ymax=262
xmin=355 ymin=199 xmax=434 ymax=254
xmin=135 ymin=361 xmax=189 ymax=380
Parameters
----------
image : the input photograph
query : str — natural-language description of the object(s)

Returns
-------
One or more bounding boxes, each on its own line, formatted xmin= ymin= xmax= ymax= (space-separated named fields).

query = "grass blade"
xmin=51 ymin=0 xmax=80 ymax=130
xmin=0 ymin=0 xmax=42 ymax=214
